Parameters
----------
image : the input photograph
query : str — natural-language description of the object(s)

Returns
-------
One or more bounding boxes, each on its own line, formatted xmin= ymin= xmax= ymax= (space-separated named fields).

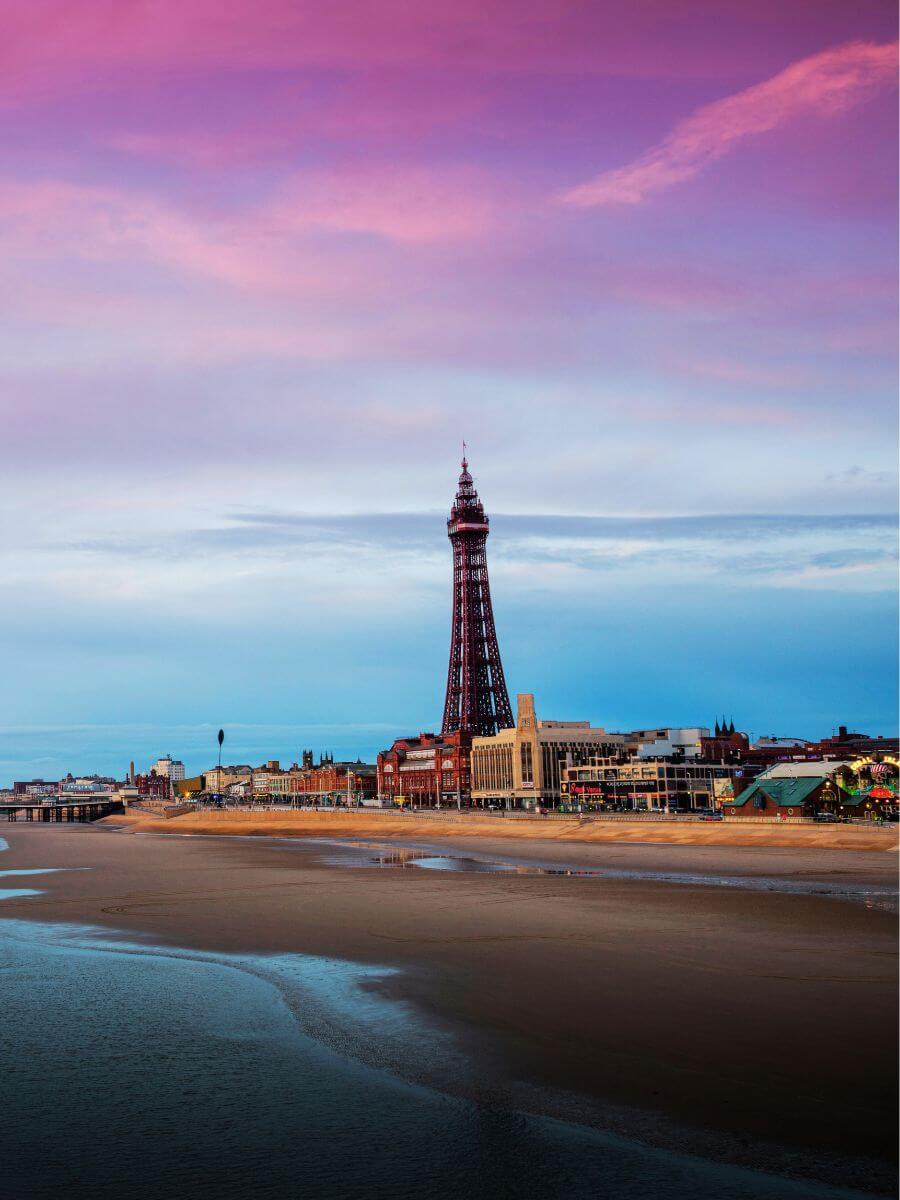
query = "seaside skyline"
xmin=1 ymin=4 xmax=897 ymax=785
xmin=2 ymin=12 xmax=898 ymax=1200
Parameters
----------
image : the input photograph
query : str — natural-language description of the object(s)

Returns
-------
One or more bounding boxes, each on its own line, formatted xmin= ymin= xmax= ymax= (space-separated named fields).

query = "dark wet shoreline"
xmin=1 ymin=824 xmax=896 ymax=1197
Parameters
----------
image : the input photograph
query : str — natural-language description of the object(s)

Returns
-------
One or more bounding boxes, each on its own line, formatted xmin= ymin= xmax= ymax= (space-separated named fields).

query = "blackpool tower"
xmin=441 ymin=457 xmax=514 ymax=737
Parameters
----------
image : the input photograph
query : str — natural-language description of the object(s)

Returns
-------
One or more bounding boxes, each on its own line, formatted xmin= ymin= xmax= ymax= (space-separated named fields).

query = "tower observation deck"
xmin=441 ymin=458 xmax=514 ymax=738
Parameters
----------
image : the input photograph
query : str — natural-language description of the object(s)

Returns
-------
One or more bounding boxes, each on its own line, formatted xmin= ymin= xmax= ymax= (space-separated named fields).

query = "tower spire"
xmin=442 ymin=457 xmax=513 ymax=737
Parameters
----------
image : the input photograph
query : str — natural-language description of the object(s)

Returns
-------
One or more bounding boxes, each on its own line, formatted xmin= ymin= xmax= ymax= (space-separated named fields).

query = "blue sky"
xmin=0 ymin=503 xmax=896 ymax=784
xmin=0 ymin=6 xmax=897 ymax=784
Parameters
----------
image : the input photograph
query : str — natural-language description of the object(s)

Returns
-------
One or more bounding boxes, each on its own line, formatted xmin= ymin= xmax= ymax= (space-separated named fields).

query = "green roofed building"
xmin=722 ymin=775 xmax=833 ymax=819
xmin=725 ymin=757 xmax=897 ymax=820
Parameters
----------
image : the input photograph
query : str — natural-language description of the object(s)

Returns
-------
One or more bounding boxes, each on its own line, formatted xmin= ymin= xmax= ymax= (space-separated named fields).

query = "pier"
xmin=1 ymin=798 xmax=123 ymax=823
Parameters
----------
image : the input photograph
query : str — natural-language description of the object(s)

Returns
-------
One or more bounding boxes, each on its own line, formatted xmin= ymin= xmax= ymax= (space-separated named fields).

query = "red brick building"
xmin=272 ymin=760 xmax=376 ymax=802
xmin=135 ymin=770 xmax=170 ymax=799
xmin=700 ymin=730 xmax=750 ymax=762
xmin=377 ymin=730 xmax=472 ymax=806
xmin=810 ymin=726 xmax=899 ymax=759
xmin=294 ymin=762 xmax=376 ymax=799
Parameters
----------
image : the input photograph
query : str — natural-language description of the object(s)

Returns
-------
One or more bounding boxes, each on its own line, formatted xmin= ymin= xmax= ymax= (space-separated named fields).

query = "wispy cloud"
xmin=562 ymin=39 xmax=898 ymax=207
xmin=825 ymin=464 xmax=892 ymax=487
xmin=0 ymin=165 xmax=496 ymax=286
xmin=52 ymin=510 xmax=899 ymax=593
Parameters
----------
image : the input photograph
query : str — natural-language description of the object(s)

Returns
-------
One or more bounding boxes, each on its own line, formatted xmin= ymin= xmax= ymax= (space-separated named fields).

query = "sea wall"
xmin=104 ymin=807 xmax=900 ymax=851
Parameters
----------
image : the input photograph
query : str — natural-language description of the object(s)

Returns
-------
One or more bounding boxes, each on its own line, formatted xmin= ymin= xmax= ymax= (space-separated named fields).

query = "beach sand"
xmin=108 ymin=806 xmax=900 ymax=851
xmin=1 ymin=822 xmax=896 ymax=1193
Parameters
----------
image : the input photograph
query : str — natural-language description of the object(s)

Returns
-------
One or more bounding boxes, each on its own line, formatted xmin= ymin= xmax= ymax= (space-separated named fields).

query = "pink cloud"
xmin=0 ymin=179 xmax=287 ymax=290
xmin=263 ymin=165 xmax=499 ymax=243
xmin=0 ymin=165 xmax=510 ymax=366
xmin=0 ymin=163 xmax=498 ymax=299
xmin=562 ymin=39 xmax=898 ymax=207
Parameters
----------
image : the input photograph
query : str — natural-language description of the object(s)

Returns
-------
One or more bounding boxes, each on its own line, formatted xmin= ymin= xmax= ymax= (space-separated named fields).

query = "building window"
xmin=520 ymin=742 xmax=534 ymax=786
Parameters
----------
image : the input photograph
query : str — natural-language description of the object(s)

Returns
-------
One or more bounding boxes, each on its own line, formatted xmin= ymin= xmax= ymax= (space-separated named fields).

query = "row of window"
xmin=472 ymin=744 xmax=514 ymax=791
xmin=472 ymin=739 xmax=627 ymax=794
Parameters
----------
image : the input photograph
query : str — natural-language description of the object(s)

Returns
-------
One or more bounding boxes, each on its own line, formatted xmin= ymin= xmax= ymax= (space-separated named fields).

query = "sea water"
xmin=0 ymin=913 xmax=878 ymax=1200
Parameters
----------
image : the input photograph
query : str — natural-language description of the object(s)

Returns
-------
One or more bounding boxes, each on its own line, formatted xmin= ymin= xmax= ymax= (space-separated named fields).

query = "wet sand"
xmin=1 ymin=823 xmax=896 ymax=1194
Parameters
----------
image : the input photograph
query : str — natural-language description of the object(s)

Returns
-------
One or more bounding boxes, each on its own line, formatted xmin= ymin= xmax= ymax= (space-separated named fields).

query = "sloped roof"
xmin=758 ymin=761 xmax=852 ymax=780
xmin=838 ymin=791 xmax=866 ymax=807
xmin=726 ymin=776 xmax=823 ymax=808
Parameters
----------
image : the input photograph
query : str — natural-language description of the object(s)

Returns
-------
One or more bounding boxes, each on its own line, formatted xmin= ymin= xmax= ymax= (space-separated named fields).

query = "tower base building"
xmin=470 ymin=694 xmax=624 ymax=810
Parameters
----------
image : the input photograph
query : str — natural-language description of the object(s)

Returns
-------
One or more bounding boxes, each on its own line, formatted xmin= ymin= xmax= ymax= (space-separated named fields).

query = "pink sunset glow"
xmin=563 ymin=39 xmax=897 ymax=206
xmin=0 ymin=2 xmax=897 ymax=767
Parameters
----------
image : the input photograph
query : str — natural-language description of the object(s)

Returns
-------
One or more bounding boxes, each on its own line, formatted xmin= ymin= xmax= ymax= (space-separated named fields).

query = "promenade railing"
xmin=189 ymin=802 xmax=895 ymax=829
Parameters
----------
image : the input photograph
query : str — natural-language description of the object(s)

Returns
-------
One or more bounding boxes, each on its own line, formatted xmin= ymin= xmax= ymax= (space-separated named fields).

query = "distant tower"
xmin=442 ymin=456 xmax=513 ymax=737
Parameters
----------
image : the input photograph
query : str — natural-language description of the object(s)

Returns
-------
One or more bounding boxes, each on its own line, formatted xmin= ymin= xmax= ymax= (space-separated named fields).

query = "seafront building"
xmin=723 ymin=758 xmax=899 ymax=820
xmin=13 ymin=778 xmax=59 ymax=797
xmin=153 ymin=755 xmax=186 ymax=782
xmin=377 ymin=730 xmax=471 ymax=807
xmin=470 ymin=694 xmax=625 ymax=810
xmin=134 ymin=770 xmax=171 ymax=799
xmin=7 ymin=731 xmax=898 ymax=817
xmin=625 ymin=727 xmax=710 ymax=759
xmin=722 ymin=773 xmax=835 ymax=819
xmin=753 ymin=735 xmax=810 ymax=750
xmin=204 ymin=764 xmax=253 ymax=792
xmin=561 ymin=756 xmax=738 ymax=812
xmin=251 ymin=761 xmax=285 ymax=796
xmin=270 ymin=759 xmax=377 ymax=804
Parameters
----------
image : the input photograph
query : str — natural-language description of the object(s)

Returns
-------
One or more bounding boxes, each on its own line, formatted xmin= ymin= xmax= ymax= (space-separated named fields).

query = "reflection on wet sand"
xmin=317 ymin=841 xmax=898 ymax=909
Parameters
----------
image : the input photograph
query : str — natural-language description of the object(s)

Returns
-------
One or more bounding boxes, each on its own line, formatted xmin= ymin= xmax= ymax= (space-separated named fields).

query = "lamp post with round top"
xmin=214 ymin=728 xmax=224 ymax=808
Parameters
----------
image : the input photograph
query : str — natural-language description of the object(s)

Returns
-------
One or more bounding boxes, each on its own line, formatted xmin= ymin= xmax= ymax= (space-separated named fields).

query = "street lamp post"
xmin=215 ymin=728 xmax=224 ymax=808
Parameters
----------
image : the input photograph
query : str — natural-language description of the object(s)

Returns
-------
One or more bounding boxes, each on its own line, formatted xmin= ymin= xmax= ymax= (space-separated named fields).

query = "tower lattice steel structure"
xmin=441 ymin=457 xmax=514 ymax=738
